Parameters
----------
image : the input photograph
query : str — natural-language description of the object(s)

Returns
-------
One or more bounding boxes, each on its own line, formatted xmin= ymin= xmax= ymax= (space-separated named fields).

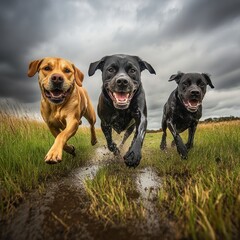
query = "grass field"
xmin=0 ymin=108 xmax=96 ymax=216
xmin=143 ymin=121 xmax=240 ymax=239
xmin=85 ymin=120 xmax=240 ymax=239
xmin=1 ymin=105 xmax=240 ymax=239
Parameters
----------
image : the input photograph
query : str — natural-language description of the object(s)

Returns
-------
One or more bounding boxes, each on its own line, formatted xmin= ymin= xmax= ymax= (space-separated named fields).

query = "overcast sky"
xmin=0 ymin=0 xmax=240 ymax=129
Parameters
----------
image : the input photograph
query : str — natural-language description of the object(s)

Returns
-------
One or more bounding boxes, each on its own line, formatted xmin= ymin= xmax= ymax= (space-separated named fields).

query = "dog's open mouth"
xmin=44 ymin=88 xmax=71 ymax=104
xmin=183 ymin=99 xmax=201 ymax=112
xmin=108 ymin=91 xmax=133 ymax=109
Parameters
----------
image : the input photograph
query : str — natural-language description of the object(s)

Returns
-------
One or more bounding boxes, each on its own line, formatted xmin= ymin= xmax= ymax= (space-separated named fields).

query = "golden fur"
xmin=28 ymin=57 xmax=97 ymax=164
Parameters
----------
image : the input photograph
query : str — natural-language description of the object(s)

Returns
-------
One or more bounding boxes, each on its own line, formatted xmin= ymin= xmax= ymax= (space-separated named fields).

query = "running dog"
xmin=28 ymin=57 xmax=97 ymax=164
xmin=160 ymin=72 xmax=214 ymax=159
xmin=88 ymin=54 xmax=156 ymax=167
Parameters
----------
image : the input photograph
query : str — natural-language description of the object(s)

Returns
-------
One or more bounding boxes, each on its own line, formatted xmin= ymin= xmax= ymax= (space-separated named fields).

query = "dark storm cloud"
xmin=0 ymin=0 xmax=50 ymax=102
xmin=0 ymin=0 xmax=85 ymax=102
xmin=162 ymin=0 xmax=240 ymax=37
xmin=0 ymin=0 xmax=239 ymax=129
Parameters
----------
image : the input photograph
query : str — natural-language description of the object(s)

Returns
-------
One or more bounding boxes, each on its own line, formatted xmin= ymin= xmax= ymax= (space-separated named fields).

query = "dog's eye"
xmin=64 ymin=68 xmax=71 ymax=73
xmin=129 ymin=68 xmax=136 ymax=74
xmin=198 ymin=81 xmax=205 ymax=87
xmin=44 ymin=66 xmax=51 ymax=71
xmin=108 ymin=67 xmax=115 ymax=73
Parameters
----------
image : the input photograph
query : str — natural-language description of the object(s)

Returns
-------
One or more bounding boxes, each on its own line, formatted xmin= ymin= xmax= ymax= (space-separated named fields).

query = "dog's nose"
xmin=51 ymin=74 xmax=64 ymax=84
xmin=116 ymin=78 xmax=129 ymax=86
xmin=190 ymin=90 xmax=200 ymax=96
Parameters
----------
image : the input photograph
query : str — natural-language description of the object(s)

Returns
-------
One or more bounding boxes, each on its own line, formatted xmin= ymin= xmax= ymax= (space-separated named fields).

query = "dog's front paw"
xmin=124 ymin=149 xmax=141 ymax=168
xmin=160 ymin=140 xmax=167 ymax=151
xmin=174 ymin=135 xmax=188 ymax=159
xmin=176 ymin=144 xmax=188 ymax=159
xmin=45 ymin=148 xmax=62 ymax=164
xmin=108 ymin=142 xmax=120 ymax=155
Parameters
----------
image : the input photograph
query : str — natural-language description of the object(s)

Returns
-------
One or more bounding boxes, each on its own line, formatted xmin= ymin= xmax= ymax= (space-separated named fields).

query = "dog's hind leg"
xmin=120 ymin=124 xmax=135 ymax=148
xmin=83 ymin=96 xmax=98 ymax=146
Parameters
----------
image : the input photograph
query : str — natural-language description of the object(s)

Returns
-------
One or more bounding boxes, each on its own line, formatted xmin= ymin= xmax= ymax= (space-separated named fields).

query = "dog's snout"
xmin=116 ymin=78 xmax=129 ymax=86
xmin=190 ymin=90 xmax=200 ymax=97
xmin=51 ymin=74 xmax=64 ymax=84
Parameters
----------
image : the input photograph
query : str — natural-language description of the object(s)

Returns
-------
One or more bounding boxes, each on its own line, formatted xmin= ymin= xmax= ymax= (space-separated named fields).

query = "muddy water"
xmin=0 ymin=148 xmax=174 ymax=240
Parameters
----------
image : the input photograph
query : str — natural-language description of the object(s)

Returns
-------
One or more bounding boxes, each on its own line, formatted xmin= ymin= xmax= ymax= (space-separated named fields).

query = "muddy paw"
xmin=108 ymin=142 xmax=119 ymax=154
xmin=160 ymin=142 xmax=167 ymax=151
xmin=124 ymin=150 xmax=141 ymax=168
xmin=177 ymin=145 xmax=188 ymax=160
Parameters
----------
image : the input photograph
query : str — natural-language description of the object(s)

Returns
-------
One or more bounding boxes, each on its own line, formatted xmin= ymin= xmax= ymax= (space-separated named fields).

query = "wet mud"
xmin=0 ymin=147 xmax=175 ymax=240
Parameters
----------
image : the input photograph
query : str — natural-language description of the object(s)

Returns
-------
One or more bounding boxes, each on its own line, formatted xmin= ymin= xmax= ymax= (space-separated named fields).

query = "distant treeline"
xmin=200 ymin=116 xmax=240 ymax=123
xmin=147 ymin=116 xmax=240 ymax=133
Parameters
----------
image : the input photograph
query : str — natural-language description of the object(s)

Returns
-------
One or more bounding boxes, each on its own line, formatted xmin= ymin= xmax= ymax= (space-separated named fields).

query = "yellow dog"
xmin=28 ymin=57 xmax=97 ymax=164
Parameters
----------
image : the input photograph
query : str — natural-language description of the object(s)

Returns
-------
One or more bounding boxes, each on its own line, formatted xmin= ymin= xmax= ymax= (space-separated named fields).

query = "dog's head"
xmin=88 ymin=54 xmax=156 ymax=109
xmin=169 ymin=72 xmax=214 ymax=112
xmin=28 ymin=57 xmax=84 ymax=104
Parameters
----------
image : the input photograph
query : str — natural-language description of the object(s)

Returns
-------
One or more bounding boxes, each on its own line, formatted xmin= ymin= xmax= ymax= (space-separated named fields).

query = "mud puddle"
xmin=0 ymin=148 xmax=108 ymax=240
xmin=135 ymin=167 xmax=162 ymax=237
xmin=0 ymin=147 xmax=174 ymax=240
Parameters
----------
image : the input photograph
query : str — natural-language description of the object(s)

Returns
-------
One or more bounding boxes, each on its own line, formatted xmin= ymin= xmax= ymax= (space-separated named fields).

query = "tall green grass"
xmin=0 ymin=106 xmax=96 ymax=216
xmin=143 ymin=121 xmax=240 ymax=239
xmin=85 ymin=164 xmax=145 ymax=225
xmin=1 ymin=101 xmax=240 ymax=239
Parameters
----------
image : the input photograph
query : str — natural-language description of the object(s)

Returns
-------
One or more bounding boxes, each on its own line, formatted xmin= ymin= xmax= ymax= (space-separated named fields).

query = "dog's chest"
xmin=46 ymin=111 xmax=66 ymax=130
xmin=173 ymin=112 xmax=199 ymax=133
xmin=111 ymin=111 xmax=134 ymax=134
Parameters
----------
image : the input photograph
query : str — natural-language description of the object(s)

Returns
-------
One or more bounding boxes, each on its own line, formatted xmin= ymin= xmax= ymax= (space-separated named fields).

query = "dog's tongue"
xmin=113 ymin=92 xmax=129 ymax=102
xmin=189 ymin=100 xmax=198 ymax=107
xmin=51 ymin=89 xmax=63 ymax=97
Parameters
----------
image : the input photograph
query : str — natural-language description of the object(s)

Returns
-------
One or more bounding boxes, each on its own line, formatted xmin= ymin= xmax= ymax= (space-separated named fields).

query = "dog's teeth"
xmin=113 ymin=92 xmax=130 ymax=104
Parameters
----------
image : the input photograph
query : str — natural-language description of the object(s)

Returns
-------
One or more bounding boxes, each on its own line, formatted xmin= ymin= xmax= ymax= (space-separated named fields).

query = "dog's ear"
xmin=202 ymin=73 xmax=214 ymax=88
xmin=73 ymin=65 xmax=84 ymax=87
xmin=134 ymin=56 xmax=156 ymax=74
xmin=168 ymin=71 xmax=184 ymax=84
xmin=88 ymin=57 xmax=107 ymax=76
xmin=139 ymin=60 xmax=156 ymax=74
xmin=28 ymin=59 xmax=44 ymax=77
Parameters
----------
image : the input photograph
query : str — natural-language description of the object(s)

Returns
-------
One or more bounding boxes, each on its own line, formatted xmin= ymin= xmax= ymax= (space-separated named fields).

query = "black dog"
xmin=160 ymin=72 xmax=214 ymax=159
xmin=88 ymin=54 xmax=156 ymax=167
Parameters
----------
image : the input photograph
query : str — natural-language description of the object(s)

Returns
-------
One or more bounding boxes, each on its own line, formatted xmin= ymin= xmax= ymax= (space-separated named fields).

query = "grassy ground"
xmin=85 ymin=121 xmax=240 ymax=239
xmin=0 ymin=108 xmax=97 ymax=216
xmin=85 ymin=166 xmax=145 ymax=226
xmin=1 ymin=104 xmax=240 ymax=239
xmin=152 ymin=121 xmax=240 ymax=240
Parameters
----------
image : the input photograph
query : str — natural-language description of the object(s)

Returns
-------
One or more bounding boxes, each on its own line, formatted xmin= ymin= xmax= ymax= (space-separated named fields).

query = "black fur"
xmin=89 ymin=54 xmax=155 ymax=167
xmin=160 ymin=72 xmax=214 ymax=159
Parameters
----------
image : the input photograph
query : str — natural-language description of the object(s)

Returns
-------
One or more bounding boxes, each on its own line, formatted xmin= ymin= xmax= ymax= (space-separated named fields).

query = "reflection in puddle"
xmin=70 ymin=147 xmax=110 ymax=188
xmin=73 ymin=164 xmax=100 ymax=187
xmin=136 ymin=167 xmax=162 ymax=232
xmin=136 ymin=167 xmax=161 ymax=201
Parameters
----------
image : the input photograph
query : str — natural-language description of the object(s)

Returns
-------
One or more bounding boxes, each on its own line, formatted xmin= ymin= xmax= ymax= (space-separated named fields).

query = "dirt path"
xmin=0 ymin=147 xmax=174 ymax=240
